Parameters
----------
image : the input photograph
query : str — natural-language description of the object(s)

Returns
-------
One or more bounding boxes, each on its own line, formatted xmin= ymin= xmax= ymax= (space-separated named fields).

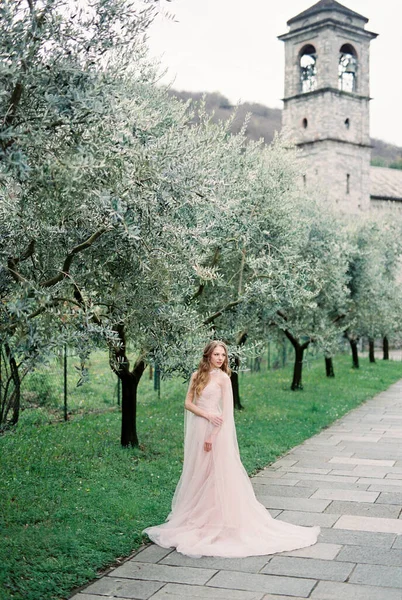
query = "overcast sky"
xmin=147 ymin=0 xmax=402 ymax=147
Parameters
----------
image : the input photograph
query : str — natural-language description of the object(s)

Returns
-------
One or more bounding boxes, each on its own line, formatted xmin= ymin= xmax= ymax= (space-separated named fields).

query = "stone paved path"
xmin=70 ymin=379 xmax=402 ymax=600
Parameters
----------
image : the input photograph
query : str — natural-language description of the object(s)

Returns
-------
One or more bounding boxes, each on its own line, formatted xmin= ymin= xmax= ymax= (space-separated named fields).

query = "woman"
xmin=143 ymin=340 xmax=319 ymax=557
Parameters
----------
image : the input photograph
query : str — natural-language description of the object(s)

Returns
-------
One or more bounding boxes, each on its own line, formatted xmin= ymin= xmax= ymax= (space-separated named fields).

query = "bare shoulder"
xmin=217 ymin=370 xmax=231 ymax=382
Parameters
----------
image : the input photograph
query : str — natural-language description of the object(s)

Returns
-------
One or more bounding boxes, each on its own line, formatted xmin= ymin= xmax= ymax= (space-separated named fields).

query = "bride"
xmin=143 ymin=340 xmax=319 ymax=557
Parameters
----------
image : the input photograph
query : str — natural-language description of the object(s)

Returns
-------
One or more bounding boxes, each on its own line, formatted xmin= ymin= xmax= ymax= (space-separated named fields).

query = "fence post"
xmin=267 ymin=342 xmax=271 ymax=370
xmin=63 ymin=345 xmax=68 ymax=421
xmin=154 ymin=363 xmax=160 ymax=398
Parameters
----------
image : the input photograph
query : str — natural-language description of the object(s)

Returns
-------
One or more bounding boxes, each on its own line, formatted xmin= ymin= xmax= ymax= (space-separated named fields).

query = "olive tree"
xmin=0 ymin=0 xmax=168 ymax=430
xmin=269 ymin=203 xmax=350 ymax=389
xmin=343 ymin=216 xmax=402 ymax=367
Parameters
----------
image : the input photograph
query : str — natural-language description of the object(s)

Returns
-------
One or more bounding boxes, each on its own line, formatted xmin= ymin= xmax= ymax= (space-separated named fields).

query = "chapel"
xmin=278 ymin=0 xmax=402 ymax=212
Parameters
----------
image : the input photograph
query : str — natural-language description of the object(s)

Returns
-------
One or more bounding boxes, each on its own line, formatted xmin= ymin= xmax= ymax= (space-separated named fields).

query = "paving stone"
xmin=253 ymin=471 xmax=284 ymax=479
xmin=346 ymin=450 xmax=402 ymax=460
xmin=260 ymin=596 xmax=314 ymax=600
xmin=132 ymin=545 xmax=174 ymax=563
xmin=253 ymin=485 xmax=317 ymax=498
xmin=266 ymin=509 xmax=282 ymax=518
xmin=375 ymin=491 xmax=402 ymax=505
xmin=205 ymin=570 xmax=316 ymax=598
xmin=311 ymin=489 xmax=379 ymax=503
xmin=74 ymin=595 xmax=131 ymax=600
xmin=311 ymin=580 xmax=402 ymax=599
xmin=338 ymin=466 xmax=394 ymax=478
xmin=369 ymin=483 xmax=402 ymax=493
xmin=391 ymin=535 xmax=402 ymax=548
xmin=329 ymin=457 xmax=395 ymax=467
xmin=289 ymin=449 xmax=354 ymax=458
xmin=160 ymin=552 xmax=269 ymax=573
xmin=110 ymin=562 xmax=217 ymax=585
xmin=335 ymin=544 xmax=402 ymax=566
xmin=334 ymin=515 xmax=402 ymax=534
xmin=385 ymin=473 xmax=402 ymax=480
xmin=350 ymin=563 xmax=402 ymax=588
xmin=359 ymin=477 xmax=402 ymax=488
xmin=258 ymin=496 xmax=331 ymax=512
xmin=279 ymin=466 xmax=332 ymax=475
xmin=282 ymin=473 xmax=359 ymax=483
xmin=81 ymin=577 xmax=164 ymax=599
xmin=296 ymin=480 xmax=369 ymax=491
xmin=318 ymin=527 xmax=396 ymax=548
xmin=291 ymin=437 xmax=342 ymax=446
xmin=324 ymin=500 xmax=400 ymax=519
xmin=281 ymin=542 xmax=342 ymax=560
xmin=261 ymin=556 xmax=353 ymax=582
xmin=330 ymin=467 xmax=391 ymax=478
xmin=150 ymin=582 xmax=264 ymax=600
xmin=277 ymin=511 xmax=339 ymax=527
xmin=270 ymin=458 xmax=299 ymax=469
xmin=293 ymin=461 xmax=356 ymax=471
xmin=329 ymin=435 xmax=382 ymax=443
xmin=251 ymin=478 xmax=300 ymax=487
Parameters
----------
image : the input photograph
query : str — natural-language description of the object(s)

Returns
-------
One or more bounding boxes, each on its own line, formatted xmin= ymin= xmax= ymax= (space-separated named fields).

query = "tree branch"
xmin=238 ymin=248 xmax=246 ymax=297
xmin=7 ymin=240 xmax=35 ymax=283
xmin=4 ymin=83 xmax=23 ymax=129
xmin=203 ymin=299 xmax=242 ymax=325
xmin=40 ymin=227 xmax=107 ymax=288
xmin=190 ymin=246 xmax=221 ymax=302
xmin=332 ymin=313 xmax=346 ymax=324
xmin=277 ymin=310 xmax=288 ymax=322
xmin=27 ymin=296 xmax=82 ymax=320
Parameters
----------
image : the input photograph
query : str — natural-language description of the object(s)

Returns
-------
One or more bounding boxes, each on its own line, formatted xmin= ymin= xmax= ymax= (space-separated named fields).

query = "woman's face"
xmin=209 ymin=345 xmax=226 ymax=369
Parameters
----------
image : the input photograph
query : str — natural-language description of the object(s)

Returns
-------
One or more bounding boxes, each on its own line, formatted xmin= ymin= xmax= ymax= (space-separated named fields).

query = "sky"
xmin=147 ymin=0 xmax=402 ymax=147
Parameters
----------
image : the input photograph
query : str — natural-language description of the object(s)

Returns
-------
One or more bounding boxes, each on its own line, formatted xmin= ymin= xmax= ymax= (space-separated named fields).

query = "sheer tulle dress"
xmin=143 ymin=369 xmax=320 ymax=557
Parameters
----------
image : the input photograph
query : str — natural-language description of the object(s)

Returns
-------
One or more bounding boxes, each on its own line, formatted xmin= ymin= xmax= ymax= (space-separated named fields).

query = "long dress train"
xmin=143 ymin=369 xmax=320 ymax=557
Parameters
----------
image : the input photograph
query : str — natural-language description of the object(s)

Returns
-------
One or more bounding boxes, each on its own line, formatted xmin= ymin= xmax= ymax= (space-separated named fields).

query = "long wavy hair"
xmin=191 ymin=340 xmax=231 ymax=397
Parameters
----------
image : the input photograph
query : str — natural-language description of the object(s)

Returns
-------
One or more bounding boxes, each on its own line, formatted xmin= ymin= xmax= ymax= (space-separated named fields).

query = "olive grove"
xmin=2 ymin=1 xmax=402 ymax=445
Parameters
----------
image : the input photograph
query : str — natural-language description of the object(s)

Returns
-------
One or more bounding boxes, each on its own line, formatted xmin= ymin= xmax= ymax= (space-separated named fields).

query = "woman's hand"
xmin=207 ymin=414 xmax=223 ymax=427
xmin=204 ymin=440 xmax=212 ymax=452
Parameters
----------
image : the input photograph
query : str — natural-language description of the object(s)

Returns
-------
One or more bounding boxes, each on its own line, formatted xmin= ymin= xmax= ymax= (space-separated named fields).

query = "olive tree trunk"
xmin=325 ymin=356 xmax=335 ymax=378
xmin=0 ymin=344 xmax=21 ymax=431
xmin=349 ymin=338 xmax=359 ymax=369
xmin=369 ymin=338 xmax=376 ymax=363
xmin=283 ymin=332 xmax=310 ymax=391
xmin=119 ymin=360 xmax=146 ymax=447
xmin=231 ymin=355 xmax=243 ymax=410
xmin=383 ymin=336 xmax=389 ymax=360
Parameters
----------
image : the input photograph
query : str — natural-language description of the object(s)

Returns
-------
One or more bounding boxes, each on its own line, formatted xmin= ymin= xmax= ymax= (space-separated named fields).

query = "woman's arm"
xmin=184 ymin=373 xmax=224 ymax=427
xmin=204 ymin=372 xmax=232 ymax=452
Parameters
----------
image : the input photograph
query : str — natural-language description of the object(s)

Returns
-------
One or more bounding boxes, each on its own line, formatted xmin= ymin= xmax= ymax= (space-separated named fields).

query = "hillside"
xmin=169 ymin=90 xmax=402 ymax=168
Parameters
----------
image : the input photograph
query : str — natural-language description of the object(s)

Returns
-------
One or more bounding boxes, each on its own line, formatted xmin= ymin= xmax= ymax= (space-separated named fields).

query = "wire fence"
xmin=17 ymin=339 xmax=300 ymax=421
xmin=12 ymin=337 xmax=397 ymax=425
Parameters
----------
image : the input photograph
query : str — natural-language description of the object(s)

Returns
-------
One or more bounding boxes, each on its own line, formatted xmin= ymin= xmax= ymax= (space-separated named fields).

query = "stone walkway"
xmin=71 ymin=379 xmax=402 ymax=600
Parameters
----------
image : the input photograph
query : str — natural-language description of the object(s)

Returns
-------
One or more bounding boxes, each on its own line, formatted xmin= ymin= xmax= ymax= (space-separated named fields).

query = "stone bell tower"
xmin=278 ymin=0 xmax=377 ymax=212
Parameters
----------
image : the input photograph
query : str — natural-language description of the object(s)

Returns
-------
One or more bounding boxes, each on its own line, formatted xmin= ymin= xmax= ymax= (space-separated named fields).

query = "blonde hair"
xmin=191 ymin=340 xmax=231 ymax=397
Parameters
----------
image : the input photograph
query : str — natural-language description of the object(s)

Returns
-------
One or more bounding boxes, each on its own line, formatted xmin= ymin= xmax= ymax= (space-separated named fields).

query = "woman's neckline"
xmin=209 ymin=367 xmax=222 ymax=373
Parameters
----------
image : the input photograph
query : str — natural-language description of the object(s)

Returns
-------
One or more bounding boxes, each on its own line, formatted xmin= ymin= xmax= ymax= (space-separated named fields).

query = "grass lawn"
xmin=1 ymin=353 xmax=401 ymax=600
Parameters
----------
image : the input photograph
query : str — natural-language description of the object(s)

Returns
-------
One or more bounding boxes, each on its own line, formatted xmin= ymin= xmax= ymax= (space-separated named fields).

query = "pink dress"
xmin=143 ymin=370 xmax=320 ymax=557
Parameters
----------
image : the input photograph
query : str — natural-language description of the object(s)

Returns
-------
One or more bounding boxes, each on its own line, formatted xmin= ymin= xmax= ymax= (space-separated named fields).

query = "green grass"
xmin=1 ymin=353 xmax=401 ymax=600
xmin=20 ymin=352 xmax=118 ymax=423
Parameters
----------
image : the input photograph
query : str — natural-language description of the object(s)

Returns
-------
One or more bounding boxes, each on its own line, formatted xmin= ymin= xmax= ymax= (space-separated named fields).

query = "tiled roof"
xmin=288 ymin=0 xmax=368 ymax=25
xmin=370 ymin=166 xmax=402 ymax=202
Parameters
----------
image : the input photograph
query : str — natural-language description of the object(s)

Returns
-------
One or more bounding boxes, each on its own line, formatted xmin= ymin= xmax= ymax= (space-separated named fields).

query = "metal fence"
xmin=14 ymin=337 xmax=396 ymax=425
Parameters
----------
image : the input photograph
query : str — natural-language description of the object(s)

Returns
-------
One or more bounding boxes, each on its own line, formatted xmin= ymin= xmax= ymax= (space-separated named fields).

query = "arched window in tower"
xmin=339 ymin=44 xmax=357 ymax=92
xmin=300 ymin=45 xmax=317 ymax=93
